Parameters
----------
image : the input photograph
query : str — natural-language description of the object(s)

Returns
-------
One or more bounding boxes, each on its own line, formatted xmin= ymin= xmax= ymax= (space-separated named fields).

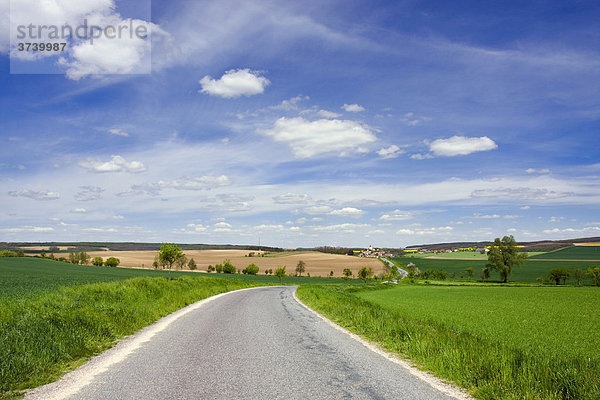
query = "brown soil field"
xmin=85 ymin=250 xmax=384 ymax=277
xmin=573 ymin=242 xmax=600 ymax=246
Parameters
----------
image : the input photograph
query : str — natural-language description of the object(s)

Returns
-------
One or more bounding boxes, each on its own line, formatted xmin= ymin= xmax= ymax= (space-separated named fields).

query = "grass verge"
xmin=0 ymin=276 xmax=258 ymax=399
xmin=296 ymin=284 xmax=600 ymax=400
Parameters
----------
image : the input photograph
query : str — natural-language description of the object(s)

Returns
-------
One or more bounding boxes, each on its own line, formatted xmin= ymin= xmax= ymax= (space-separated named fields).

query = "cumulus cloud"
xmin=429 ymin=136 xmax=497 ymax=157
xmin=109 ymin=128 xmax=129 ymax=137
xmin=317 ymin=110 xmax=342 ymax=118
xmin=377 ymin=145 xmax=404 ymax=159
xmin=74 ymin=186 xmax=104 ymax=201
xmin=341 ymin=104 xmax=365 ymax=112
xmin=273 ymin=193 xmax=312 ymax=204
xmin=260 ymin=117 xmax=377 ymax=158
xmin=79 ymin=155 xmax=146 ymax=173
xmin=396 ymin=226 xmax=453 ymax=235
xmin=401 ymin=112 xmax=431 ymax=126
xmin=199 ymin=69 xmax=270 ymax=98
xmin=329 ymin=207 xmax=366 ymax=217
xmin=8 ymin=189 xmax=60 ymax=201
xmin=380 ymin=210 xmax=415 ymax=221
xmin=70 ymin=208 xmax=87 ymax=213
xmin=270 ymin=95 xmax=310 ymax=111
xmin=525 ymin=168 xmax=550 ymax=174
xmin=118 ymin=175 xmax=231 ymax=197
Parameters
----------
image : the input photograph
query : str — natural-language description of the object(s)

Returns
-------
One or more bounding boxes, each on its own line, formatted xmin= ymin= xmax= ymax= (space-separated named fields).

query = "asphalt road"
xmin=26 ymin=286 xmax=463 ymax=400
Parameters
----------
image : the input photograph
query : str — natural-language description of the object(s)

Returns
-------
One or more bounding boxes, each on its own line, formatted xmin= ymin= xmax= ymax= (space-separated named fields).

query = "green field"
xmin=530 ymin=246 xmax=600 ymax=260
xmin=297 ymin=284 xmax=600 ymax=399
xmin=394 ymin=256 xmax=598 ymax=284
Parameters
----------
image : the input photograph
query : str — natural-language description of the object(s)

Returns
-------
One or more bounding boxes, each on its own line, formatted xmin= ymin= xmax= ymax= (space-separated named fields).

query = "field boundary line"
xmin=292 ymin=289 xmax=473 ymax=400
xmin=24 ymin=286 xmax=270 ymax=400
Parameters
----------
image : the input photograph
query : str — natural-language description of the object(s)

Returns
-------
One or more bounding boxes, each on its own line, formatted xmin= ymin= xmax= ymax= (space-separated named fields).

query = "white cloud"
xmin=273 ymin=193 xmax=312 ymax=204
xmin=8 ymin=189 xmax=60 ymax=201
xmin=396 ymin=228 xmax=415 ymax=235
xmin=377 ymin=145 xmax=404 ymax=159
xmin=380 ymin=210 xmax=415 ymax=221
xmin=302 ymin=205 xmax=334 ymax=215
xmin=429 ymin=136 xmax=498 ymax=157
xmin=254 ymin=224 xmax=284 ymax=231
xmin=526 ymin=168 xmax=550 ymax=174
xmin=410 ymin=153 xmax=434 ymax=160
xmin=199 ymin=69 xmax=270 ymax=98
xmin=270 ymin=95 xmax=310 ymax=111
xmin=1 ymin=226 xmax=55 ymax=232
xmin=396 ymin=226 xmax=454 ymax=236
xmin=70 ymin=208 xmax=87 ymax=213
xmin=109 ymin=128 xmax=129 ymax=137
xmin=74 ymin=186 xmax=104 ymax=201
xmin=260 ymin=117 xmax=377 ymax=158
xmin=312 ymin=223 xmax=368 ymax=233
xmin=520 ymin=205 xmax=531 ymax=210
xmin=549 ymin=216 xmax=565 ymax=223
xmin=117 ymin=175 xmax=231 ymax=197
xmin=79 ymin=155 xmax=147 ymax=173
xmin=341 ymin=104 xmax=365 ymax=112
xmin=472 ymin=187 xmax=572 ymax=200
xmin=317 ymin=110 xmax=342 ymax=118
xmin=329 ymin=207 xmax=366 ymax=217
xmin=401 ymin=112 xmax=431 ymax=126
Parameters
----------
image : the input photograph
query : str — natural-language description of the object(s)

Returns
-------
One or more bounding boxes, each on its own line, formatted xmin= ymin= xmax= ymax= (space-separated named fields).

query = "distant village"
xmin=354 ymin=244 xmax=524 ymax=258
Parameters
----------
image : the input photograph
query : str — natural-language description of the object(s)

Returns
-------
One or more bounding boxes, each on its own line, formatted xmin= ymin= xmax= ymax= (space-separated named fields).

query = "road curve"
xmin=26 ymin=286 xmax=463 ymax=400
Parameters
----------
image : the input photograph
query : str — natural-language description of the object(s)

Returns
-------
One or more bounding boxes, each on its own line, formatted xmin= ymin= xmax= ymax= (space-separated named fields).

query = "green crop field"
xmin=297 ymin=283 xmax=600 ymax=399
xmin=530 ymin=246 xmax=600 ymax=260
xmin=393 ymin=256 xmax=598 ymax=284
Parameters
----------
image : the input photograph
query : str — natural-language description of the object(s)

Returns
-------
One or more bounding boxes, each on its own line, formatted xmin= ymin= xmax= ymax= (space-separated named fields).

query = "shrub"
xmin=222 ymin=260 xmax=236 ymax=274
xmin=104 ymin=257 xmax=120 ymax=267
xmin=343 ymin=268 xmax=353 ymax=279
xmin=243 ymin=263 xmax=259 ymax=275
xmin=92 ymin=257 xmax=104 ymax=266
xmin=215 ymin=264 xmax=223 ymax=273
xmin=188 ymin=258 xmax=197 ymax=270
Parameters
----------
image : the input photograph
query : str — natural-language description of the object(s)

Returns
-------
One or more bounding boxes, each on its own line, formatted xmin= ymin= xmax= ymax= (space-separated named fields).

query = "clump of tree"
xmin=407 ymin=263 xmax=420 ymax=278
xmin=358 ymin=267 xmax=373 ymax=282
xmin=215 ymin=264 xmax=223 ymax=273
xmin=0 ymin=250 xmax=19 ymax=257
xmin=274 ymin=266 xmax=286 ymax=282
xmin=486 ymin=235 xmax=528 ymax=283
xmin=92 ymin=256 xmax=104 ymax=266
xmin=587 ymin=266 xmax=600 ymax=286
xmin=104 ymin=257 xmax=120 ymax=267
xmin=420 ymin=269 xmax=447 ymax=280
xmin=547 ymin=268 xmax=571 ymax=285
xmin=295 ymin=260 xmax=306 ymax=277
xmin=68 ymin=251 xmax=91 ymax=265
xmin=465 ymin=267 xmax=474 ymax=279
xmin=573 ymin=268 xmax=584 ymax=286
xmin=243 ymin=263 xmax=259 ymax=275
xmin=175 ymin=254 xmax=188 ymax=270
xmin=207 ymin=265 xmax=215 ymax=272
xmin=479 ymin=267 xmax=491 ymax=281
xmin=343 ymin=268 xmax=353 ymax=279
xmin=222 ymin=259 xmax=236 ymax=274
xmin=188 ymin=258 xmax=197 ymax=270
xmin=158 ymin=243 xmax=184 ymax=280
xmin=264 ymin=268 xmax=273 ymax=275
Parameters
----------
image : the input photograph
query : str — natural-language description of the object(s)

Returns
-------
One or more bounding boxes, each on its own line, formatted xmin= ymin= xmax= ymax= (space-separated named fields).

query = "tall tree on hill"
xmin=486 ymin=235 xmax=528 ymax=283
xmin=295 ymin=260 xmax=306 ymax=277
xmin=158 ymin=243 xmax=184 ymax=280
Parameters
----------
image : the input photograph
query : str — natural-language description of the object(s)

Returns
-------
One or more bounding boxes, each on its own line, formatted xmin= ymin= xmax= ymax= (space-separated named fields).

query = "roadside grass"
xmin=0 ymin=258 xmax=265 ymax=399
xmin=296 ymin=283 xmax=600 ymax=399
xmin=394 ymin=256 xmax=598 ymax=284
xmin=530 ymin=246 xmax=600 ymax=260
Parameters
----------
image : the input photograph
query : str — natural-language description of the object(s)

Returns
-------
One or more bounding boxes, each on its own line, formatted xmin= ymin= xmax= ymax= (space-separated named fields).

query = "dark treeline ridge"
xmin=0 ymin=242 xmax=285 ymax=253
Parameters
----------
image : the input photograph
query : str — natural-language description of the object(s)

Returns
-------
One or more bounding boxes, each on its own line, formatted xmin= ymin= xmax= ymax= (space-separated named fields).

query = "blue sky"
xmin=1 ymin=0 xmax=599 ymax=247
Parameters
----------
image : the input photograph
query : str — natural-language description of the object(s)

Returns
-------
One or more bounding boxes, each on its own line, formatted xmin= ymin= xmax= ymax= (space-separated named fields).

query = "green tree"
xmin=486 ymin=236 xmax=528 ymax=283
xmin=222 ymin=259 xmax=236 ymax=274
xmin=587 ymin=266 xmax=600 ymax=286
xmin=343 ymin=268 xmax=353 ymax=279
xmin=79 ymin=252 xmax=91 ymax=265
xmin=243 ymin=263 xmax=259 ymax=275
xmin=274 ymin=266 xmax=286 ymax=283
xmin=547 ymin=268 xmax=571 ymax=285
xmin=295 ymin=260 xmax=306 ymax=277
xmin=104 ymin=257 xmax=120 ymax=267
xmin=175 ymin=254 xmax=188 ymax=270
xmin=158 ymin=243 xmax=184 ymax=280
xmin=329 ymin=270 xmax=334 ymax=278
xmin=188 ymin=258 xmax=197 ymax=270
xmin=92 ymin=256 xmax=104 ymax=266
xmin=479 ymin=267 xmax=490 ymax=281
xmin=215 ymin=263 xmax=223 ymax=273
xmin=358 ymin=267 xmax=373 ymax=282
xmin=573 ymin=268 xmax=584 ymax=286
xmin=465 ymin=267 xmax=474 ymax=279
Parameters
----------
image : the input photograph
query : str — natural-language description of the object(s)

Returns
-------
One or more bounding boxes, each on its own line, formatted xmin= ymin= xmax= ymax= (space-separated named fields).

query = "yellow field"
xmin=84 ymin=250 xmax=384 ymax=276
